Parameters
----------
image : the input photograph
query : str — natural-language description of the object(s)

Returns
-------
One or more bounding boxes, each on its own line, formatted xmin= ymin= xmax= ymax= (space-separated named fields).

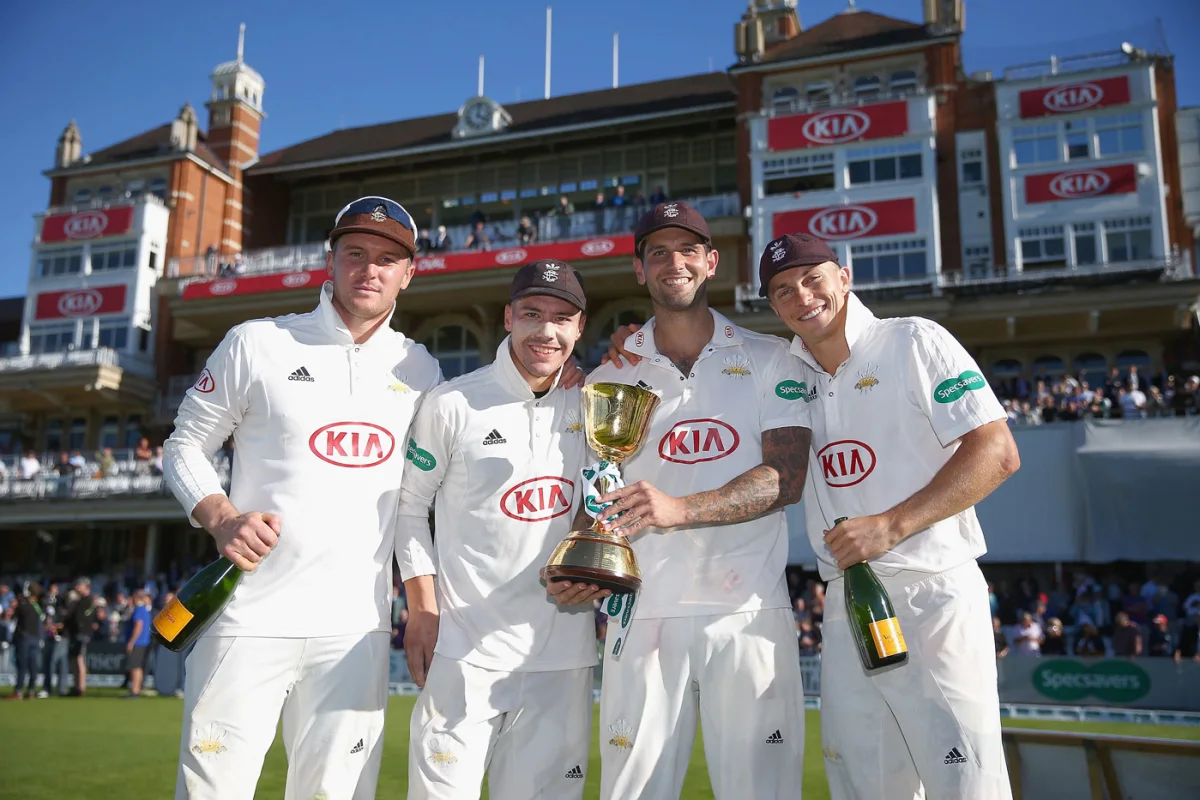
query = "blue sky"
xmin=0 ymin=0 xmax=1195 ymax=300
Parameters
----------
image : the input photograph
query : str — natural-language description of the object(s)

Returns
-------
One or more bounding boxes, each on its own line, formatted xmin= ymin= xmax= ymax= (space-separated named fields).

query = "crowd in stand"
xmin=990 ymin=571 xmax=1200 ymax=662
xmin=993 ymin=366 xmax=1199 ymax=425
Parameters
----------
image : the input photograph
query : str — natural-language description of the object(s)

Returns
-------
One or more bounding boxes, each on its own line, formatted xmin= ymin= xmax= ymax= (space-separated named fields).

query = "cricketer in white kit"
xmin=396 ymin=261 xmax=600 ymax=800
xmin=580 ymin=202 xmax=813 ymax=800
xmin=162 ymin=197 xmax=441 ymax=800
xmin=758 ymin=232 xmax=1021 ymax=800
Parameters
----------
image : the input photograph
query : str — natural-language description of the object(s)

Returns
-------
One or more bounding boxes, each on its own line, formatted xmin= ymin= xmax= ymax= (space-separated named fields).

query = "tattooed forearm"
xmin=681 ymin=426 xmax=811 ymax=526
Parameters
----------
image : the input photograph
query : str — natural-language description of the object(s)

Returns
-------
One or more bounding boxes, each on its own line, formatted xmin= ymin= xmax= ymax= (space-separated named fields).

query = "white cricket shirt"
xmin=587 ymin=310 xmax=811 ymax=619
xmin=395 ymin=338 xmax=597 ymax=673
xmin=163 ymin=281 xmax=442 ymax=638
xmin=790 ymin=292 xmax=1006 ymax=581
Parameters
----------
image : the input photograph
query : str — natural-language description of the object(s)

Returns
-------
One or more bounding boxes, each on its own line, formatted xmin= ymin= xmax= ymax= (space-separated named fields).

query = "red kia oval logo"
xmin=809 ymin=205 xmax=878 ymax=241
xmin=1048 ymin=169 xmax=1111 ymax=199
xmin=415 ymin=256 xmax=447 ymax=273
xmin=57 ymin=289 xmax=103 ymax=317
xmin=818 ymin=439 xmax=876 ymax=487
xmin=658 ymin=419 xmax=740 ymax=464
xmin=193 ymin=369 xmax=215 ymax=394
xmin=308 ymin=422 xmax=396 ymax=468
xmin=282 ymin=272 xmax=311 ymax=288
xmin=581 ymin=239 xmax=615 ymax=257
xmin=1044 ymin=83 xmax=1103 ymax=113
xmin=500 ymin=476 xmax=575 ymax=522
xmin=801 ymin=109 xmax=871 ymax=145
xmin=495 ymin=249 xmax=527 ymax=265
xmin=210 ymin=279 xmax=237 ymax=295
xmin=63 ymin=211 xmax=109 ymax=240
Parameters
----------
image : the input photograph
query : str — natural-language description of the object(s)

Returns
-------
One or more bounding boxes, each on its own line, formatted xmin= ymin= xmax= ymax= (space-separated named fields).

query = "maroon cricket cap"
xmin=633 ymin=201 xmax=712 ymax=255
xmin=328 ymin=196 xmax=419 ymax=259
xmin=758 ymin=232 xmax=840 ymax=297
xmin=509 ymin=260 xmax=587 ymax=311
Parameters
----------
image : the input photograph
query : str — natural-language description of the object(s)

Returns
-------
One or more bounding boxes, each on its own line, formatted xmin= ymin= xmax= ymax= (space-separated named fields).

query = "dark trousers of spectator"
xmin=42 ymin=638 xmax=69 ymax=695
xmin=15 ymin=638 xmax=41 ymax=695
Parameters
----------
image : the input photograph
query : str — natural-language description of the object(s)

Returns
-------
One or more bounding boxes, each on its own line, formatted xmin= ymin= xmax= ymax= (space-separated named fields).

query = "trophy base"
xmin=544 ymin=529 xmax=642 ymax=594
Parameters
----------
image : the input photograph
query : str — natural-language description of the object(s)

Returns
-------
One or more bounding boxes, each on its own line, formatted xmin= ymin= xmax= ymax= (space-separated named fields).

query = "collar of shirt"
xmin=625 ymin=308 xmax=744 ymax=363
xmin=492 ymin=336 xmax=566 ymax=400
xmin=788 ymin=291 xmax=877 ymax=374
xmin=314 ymin=280 xmax=398 ymax=350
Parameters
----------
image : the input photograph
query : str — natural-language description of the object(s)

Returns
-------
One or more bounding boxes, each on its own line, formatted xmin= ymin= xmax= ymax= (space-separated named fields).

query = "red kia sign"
xmin=1025 ymin=164 xmax=1137 ymax=203
xmin=34 ymin=285 xmax=127 ymax=320
xmin=818 ymin=440 xmax=876 ymax=488
xmin=308 ymin=422 xmax=395 ymax=468
xmin=1018 ymin=76 xmax=1131 ymax=118
xmin=40 ymin=206 xmax=135 ymax=243
xmin=500 ymin=476 xmax=575 ymax=522
xmin=772 ymin=198 xmax=917 ymax=241
xmin=658 ymin=419 xmax=740 ymax=464
xmin=768 ymin=101 xmax=908 ymax=151
xmin=181 ymin=235 xmax=635 ymax=301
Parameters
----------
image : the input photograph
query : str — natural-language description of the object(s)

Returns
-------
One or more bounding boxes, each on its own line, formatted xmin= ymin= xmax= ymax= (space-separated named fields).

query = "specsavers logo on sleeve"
xmin=934 ymin=370 xmax=985 ymax=404
xmin=775 ymin=380 xmax=816 ymax=402
xmin=405 ymin=438 xmax=437 ymax=471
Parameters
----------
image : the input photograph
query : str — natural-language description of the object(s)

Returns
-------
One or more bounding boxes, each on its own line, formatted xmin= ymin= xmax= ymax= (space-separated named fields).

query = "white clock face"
xmin=465 ymin=102 xmax=492 ymax=129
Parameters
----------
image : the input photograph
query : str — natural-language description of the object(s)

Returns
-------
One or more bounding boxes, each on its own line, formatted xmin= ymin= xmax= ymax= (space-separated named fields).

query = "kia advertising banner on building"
xmin=771 ymin=198 xmax=918 ymax=241
xmin=1018 ymin=75 xmax=1131 ymax=118
xmin=1025 ymin=164 xmax=1138 ymax=203
xmin=767 ymin=101 xmax=909 ymax=151
xmin=34 ymin=285 xmax=127 ymax=320
xmin=182 ymin=235 xmax=635 ymax=300
xmin=40 ymin=206 xmax=135 ymax=243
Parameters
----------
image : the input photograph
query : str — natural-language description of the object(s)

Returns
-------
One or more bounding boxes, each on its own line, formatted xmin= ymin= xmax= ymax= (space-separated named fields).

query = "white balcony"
xmin=0 ymin=347 xmax=156 ymax=379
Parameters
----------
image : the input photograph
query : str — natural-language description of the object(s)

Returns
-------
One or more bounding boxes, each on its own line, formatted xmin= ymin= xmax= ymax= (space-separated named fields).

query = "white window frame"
xmin=1017 ymin=224 xmax=1066 ymax=267
xmin=1012 ymin=124 xmax=1060 ymax=166
xmin=846 ymin=142 xmax=923 ymax=186
xmin=848 ymin=238 xmax=928 ymax=285
xmin=1102 ymin=215 xmax=1154 ymax=262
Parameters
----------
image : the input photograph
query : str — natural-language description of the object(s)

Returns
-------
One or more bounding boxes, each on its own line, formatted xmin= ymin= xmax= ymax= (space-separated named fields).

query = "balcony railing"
xmin=762 ymin=87 xmax=926 ymax=119
xmin=167 ymin=192 xmax=742 ymax=280
xmin=43 ymin=191 xmax=166 ymax=218
xmin=1002 ymin=49 xmax=1140 ymax=82
xmin=0 ymin=347 xmax=156 ymax=379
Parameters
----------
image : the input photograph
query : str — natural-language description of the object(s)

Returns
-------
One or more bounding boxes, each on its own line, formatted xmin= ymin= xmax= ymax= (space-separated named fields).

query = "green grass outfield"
xmin=1 ymin=691 xmax=1197 ymax=799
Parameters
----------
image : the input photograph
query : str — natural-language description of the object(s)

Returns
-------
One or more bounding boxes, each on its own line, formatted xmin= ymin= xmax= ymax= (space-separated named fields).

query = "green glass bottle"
xmin=151 ymin=556 xmax=244 ymax=653
xmin=836 ymin=517 xmax=909 ymax=670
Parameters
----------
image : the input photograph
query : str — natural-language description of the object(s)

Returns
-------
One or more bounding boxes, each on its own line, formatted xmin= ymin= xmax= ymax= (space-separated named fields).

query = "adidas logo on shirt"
xmin=482 ymin=429 xmax=507 ymax=445
xmin=350 ymin=738 xmax=364 ymax=754
xmin=565 ymin=765 xmax=583 ymax=779
xmin=288 ymin=366 xmax=315 ymax=382
xmin=765 ymin=730 xmax=784 ymax=744
xmin=943 ymin=746 xmax=967 ymax=764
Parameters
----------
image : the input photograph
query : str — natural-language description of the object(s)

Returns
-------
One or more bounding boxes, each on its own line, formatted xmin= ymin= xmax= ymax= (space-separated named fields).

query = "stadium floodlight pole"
xmin=613 ymin=32 xmax=619 ymax=88
xmin=545 ymin=5 xmax=552 ymax=99
xmin=479 ymin=53 xmax=485 ymax=97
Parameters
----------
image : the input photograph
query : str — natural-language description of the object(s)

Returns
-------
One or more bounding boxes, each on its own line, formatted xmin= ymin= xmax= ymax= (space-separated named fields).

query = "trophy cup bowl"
xmin=544 ymin=382 xmax=660 ymax=594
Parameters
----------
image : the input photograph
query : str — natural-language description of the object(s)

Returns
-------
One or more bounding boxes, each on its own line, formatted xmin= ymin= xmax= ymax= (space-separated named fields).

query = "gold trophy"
xmin=544 ymin=382 xmax=660 ymax=593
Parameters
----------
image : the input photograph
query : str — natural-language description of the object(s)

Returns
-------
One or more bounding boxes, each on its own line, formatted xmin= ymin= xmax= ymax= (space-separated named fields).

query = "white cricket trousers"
xmin=408 ymin=653 xmax=594 ymax=799
xmin=820 ymin=560 xmax=1013 ymax=800
xmin=599 ymin=608 xmax=806 ymax=800
xmin=175 ymin=631 xmax=391 ymax=800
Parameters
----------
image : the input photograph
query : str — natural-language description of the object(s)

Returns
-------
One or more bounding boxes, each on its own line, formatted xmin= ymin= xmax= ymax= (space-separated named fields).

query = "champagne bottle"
xmin=151 ymin=556 xmax=243 ymax=653
xmin=836 ymin=517 xmax=909 ymax=670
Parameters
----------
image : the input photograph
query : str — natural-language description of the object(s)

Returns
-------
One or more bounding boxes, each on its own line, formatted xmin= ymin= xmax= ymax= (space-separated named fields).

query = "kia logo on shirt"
xmin=56 ymin=289 xmax=103 ymax=317
xmin=500 ymin=476 xmax=575 ymax=522
xmin=309 ymin=422 xmax=396 ymax=468
xmin=658 ymin=419 xmax=740 ymax=464
xmin=581 ymin=239 xmax=616 ymax=256
xmin=495 ymin=249 xmax=528 ymax=265
xmin=801 ymin=110 xmax=871 ymax=145
xmin=1048 ymin=169 xmax=1111 ymax=199
xmin=818 ymin=440 xmax=876 ymax=488
xmin=1044 ymin=83 xmax=1103 ymax=114
xmin=809 ymin=205 xmax=878 ymax=241
xmin=63 ymin=211 xmax=109 ymax=239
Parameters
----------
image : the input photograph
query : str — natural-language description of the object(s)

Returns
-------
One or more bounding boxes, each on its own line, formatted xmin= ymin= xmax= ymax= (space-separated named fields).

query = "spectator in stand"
xmin=1147 ymin=614 xmax=1174 ymax=658
xmin=649 ymin=185 xmax=667 ymax=204
xmin=96 ymin=448 xmax=117 ymax=478
xmin=993 ymin=617 xmax=1009 ymax=658
xmin=1111 ymin=612 xmax=1142 ymax=657
xmin=432 ymin=225 xmax=451 ymax=251
xmin=464 ymin=221 xmax=490 ymax=251
xmin=9 ymin=583 xmax=44 ymax=700
xmin=1145 ymin=386 xmax=1168 ymax=417
xmin=1183 ymin=581 xmax=1200 ymax=619
xmin=1119 ymin=379 xmax=1147 ymax=418
xmin=1178 ymin=376 xmax=1200 ymax=416
xmin=134 ymin=438 xmax=153 ymax=474
xmin=1074 ymin=622 xmax=1106 ymax=656
xmin=1040 ymin=618 xmax=1067 ymax=655
xmin=1087 ymin=387 xmax=1112 ymax=418
xmin=1122 ymin=583 xmax=1151 ymax=626
xmin=68 ymin=450 xmax=87 ymax=473
xmin=552 ymin=194 xmax=574 ymax=238
xmin=123 ymin=589 xmax=151 ymax=697
xmin=1013 ymin=611 xmax=1043 ymax=655
xmin=797 ymin=619 xmax=818 ymax=655
xmin=415 ymin=229 xmax=432 ymax=253
xmin=19 ymin=451 xmax=40 ymax=480
xmin=609 ymin=184 xmax=628 ymax=232
xmin=517 ymin=216 xmax=537 ymax=245
xmin=152 ymin=446 xmax=164 ymax=476
xmin=54 ymin=451 xmax=74 ymax=496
